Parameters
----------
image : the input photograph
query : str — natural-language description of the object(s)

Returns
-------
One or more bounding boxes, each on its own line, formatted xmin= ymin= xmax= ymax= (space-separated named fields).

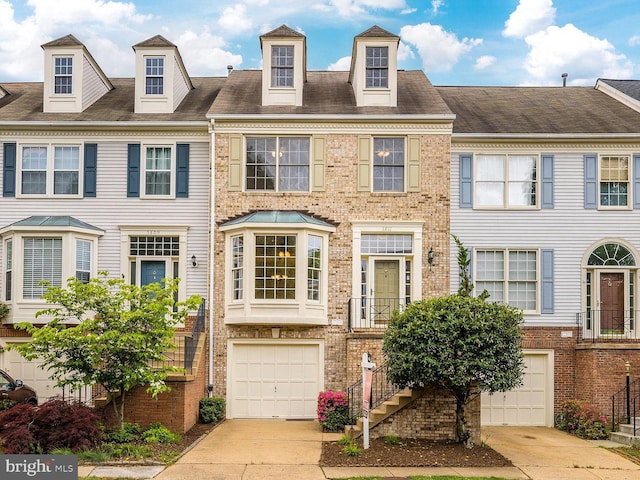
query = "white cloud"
xmin=328 ymin=56 xmax=352 ymax=71
xmin=503 ymin=0 xmax=555 ymax=39
xmin=522 ymin=24 xmax=634 ymax=85
xmin=629 ymin=35 xmax=640 ymax=47
xmin=400 ymin=8 xmax=416 ymax=14
xmin=397 ymin=40 xmax=415 ymax=62
xmin=400 ymin=23 xmax=482 ymax=72
xmin=474 ymin=55 xmax=496 ymax=70
xmin=315 ymin=0 xmax=407 ymax=16
xmin=431 ymin=0 xmax=444 ymax=15
xmin=176 ymin=29 xmax=243 ymax=76
xmin=218 ymin=4 xmax=253 ymax=33
xmin=27 ymin=0 xmax=150 ymax=27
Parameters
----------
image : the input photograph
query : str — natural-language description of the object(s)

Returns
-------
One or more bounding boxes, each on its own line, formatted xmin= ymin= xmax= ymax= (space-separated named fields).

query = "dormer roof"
xmin=41 ymin=34 xmax=84 ymax=48
xmin=133 ymin=34 xmax=177 ymax=49
xmin=260 ymin=25 xmax=305 ymax=42
xmin=355 ymin=25 xmax=400 ymax=39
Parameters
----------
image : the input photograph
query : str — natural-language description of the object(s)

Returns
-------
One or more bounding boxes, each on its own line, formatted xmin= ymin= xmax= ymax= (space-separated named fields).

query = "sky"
xmin=0 ymin=0 xmax=639 ymax=87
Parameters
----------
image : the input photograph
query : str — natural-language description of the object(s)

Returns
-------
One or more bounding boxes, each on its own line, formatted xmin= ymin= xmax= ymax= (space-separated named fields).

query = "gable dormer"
xmin=259 ymin=25 xmax=306 ymax=107
xmin=133 ymin=35 xmax=193 ymax=114
xmin=348 ymin=26 xmax=399 ymax=107
xmin=0 ymin=85 xmax=8 ymax=99
xmin=42 ymin=34 xmax=113 ymax=113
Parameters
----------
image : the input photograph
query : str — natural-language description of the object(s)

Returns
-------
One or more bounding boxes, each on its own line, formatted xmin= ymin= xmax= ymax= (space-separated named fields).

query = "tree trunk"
xmin=455 ymin=395 xmax=473 ymax=447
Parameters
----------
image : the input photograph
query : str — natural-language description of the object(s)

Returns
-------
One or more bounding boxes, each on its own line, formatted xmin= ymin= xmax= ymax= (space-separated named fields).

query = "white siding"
xmin=450 ymin=146 xmax=640 ymax=327
xmin=81 ymin=55 xmax=110 ymax=111
xmin=173 ymin=57 xmax=189 ymax=111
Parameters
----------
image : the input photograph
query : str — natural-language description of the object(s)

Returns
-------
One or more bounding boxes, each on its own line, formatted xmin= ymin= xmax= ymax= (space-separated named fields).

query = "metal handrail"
xmin=347 ymin=297 xmax=406 ymax=331
xmin=611 ymin=376 xmax=640 ymax=432
xmin=576 ymin=310 xmax=640 ymax=343
xmin=346 ymin=363 xmax=402 ymax=421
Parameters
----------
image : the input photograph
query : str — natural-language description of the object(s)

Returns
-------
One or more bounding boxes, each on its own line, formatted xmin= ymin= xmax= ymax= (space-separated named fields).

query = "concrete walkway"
xmin=78 ymin=421 xmax=640 ymax=480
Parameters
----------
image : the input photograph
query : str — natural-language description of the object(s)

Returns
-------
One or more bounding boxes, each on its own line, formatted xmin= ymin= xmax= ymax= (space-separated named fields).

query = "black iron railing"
xmin=576 ymin=310 xmax=640 ymax=342
xmin=611 ymin=376 xmax=640 ymax=433
xmin=184 ymin=299 xmax=206 ymax=372
xmin=346 ymin=363 xmax=402 ymax=421
xmin=347 ymin=298 xmax=406 ymax=331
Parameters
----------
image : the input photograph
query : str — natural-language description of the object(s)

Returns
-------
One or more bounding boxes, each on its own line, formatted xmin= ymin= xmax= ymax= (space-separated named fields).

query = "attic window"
xmin=145 ymin=57 xmax=165 ymax=95
xmin=54 ymin=57 xmax=73 ymax=94
xmin=271 ymin=46 xmax=294 ymax=88
xmin=366 ymin=46 xmax=388 ymax=88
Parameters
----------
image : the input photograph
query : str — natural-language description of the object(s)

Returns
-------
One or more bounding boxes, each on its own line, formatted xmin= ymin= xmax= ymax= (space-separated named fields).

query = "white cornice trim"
xmin=452 ymin=133 xmax=640 ymax=140
xmin=209 ymin=114 xmax=456 ymax=121
xmin=212 ymin=121 xmax=452 ymax=135
xmin=451 ymin=142 xmax=640 ymax=150
xmin=0 ymin=129 xmax=209 ymax=138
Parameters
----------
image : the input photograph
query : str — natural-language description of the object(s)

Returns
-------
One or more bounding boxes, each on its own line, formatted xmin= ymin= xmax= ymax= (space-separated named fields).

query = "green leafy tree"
xmin=452 ymin=234 xmax=473 ymax=297
xmin=12 ymin=272 xmax=201 ymax=430
xmin=383 ymin=296 xmax=524 ymax=445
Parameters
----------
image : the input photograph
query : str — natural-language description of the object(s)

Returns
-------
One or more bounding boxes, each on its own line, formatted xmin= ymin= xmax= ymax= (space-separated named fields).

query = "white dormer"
xmin=349 ymin=26 xmax=399 ymax=107
xmin=0 ymin=85 xmax=8 ymax=99
xmin=260 ymin=25 xmax=306 ymax=107
xmin=41 ymin=35 xmax=113 ymax=113
xmin=133 ymin=35 xmax=193 ymax=114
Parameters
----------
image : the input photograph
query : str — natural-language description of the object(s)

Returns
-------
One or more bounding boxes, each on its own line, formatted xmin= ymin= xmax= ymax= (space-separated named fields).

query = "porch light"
xmin=428 ymin=247 xmax=435 ymax=269
xmin=626 ymin=361 xmax=631 ymax=376
xmin=191 ymin=254 xmax=197 ymax=268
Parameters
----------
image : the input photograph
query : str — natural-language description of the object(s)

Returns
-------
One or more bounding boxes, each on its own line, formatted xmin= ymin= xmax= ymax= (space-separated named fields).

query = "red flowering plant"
xmin=317 ymin=390 xmax=350 ymax=431
xmin=556 ymin=399 xmax=608 ymax=439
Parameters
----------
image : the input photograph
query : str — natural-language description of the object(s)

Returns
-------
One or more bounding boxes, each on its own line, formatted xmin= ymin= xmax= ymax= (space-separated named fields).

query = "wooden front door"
xmin=600 ymin=272 xmax=625 ymax=334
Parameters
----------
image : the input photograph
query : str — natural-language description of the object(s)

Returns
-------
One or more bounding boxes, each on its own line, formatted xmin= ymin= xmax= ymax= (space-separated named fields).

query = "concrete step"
xmin=619 ymin=423 xmax=640 ymax=435
xmin=611 ymin=430 xmax=640 ymax=446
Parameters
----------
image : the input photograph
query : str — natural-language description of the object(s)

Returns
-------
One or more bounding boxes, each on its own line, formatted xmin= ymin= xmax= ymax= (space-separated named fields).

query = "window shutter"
xmin=459 ymin=154 xmax=473 ymax=208
xmin=127 ymin=143 xmax=141 ymax=198
xmin=541 ymin=154 xmax=554 ymax=209
xmin=357 ymin=136 xmax=371 ymax=191
xmin=541 ymin=249 xmax=554 ymax=314
xmin=3 ymin=142 xmax=16 ymax=197
xmin=311 ymin=136 xmax=326 ymax=192
xmin=176 ymin=143 xmax=189 ymax=198
xmin=228 ymin=135 xmax=242 ymax=191
xmin=584 ymin=154 xmax=597 ymax=209
xmin=634 ymin=154 xmax=640 ymax=209
xmin=407 ymin=135 xmax=421 ymax=192
xmin=83 ymin=143 xmax=97 ymax=198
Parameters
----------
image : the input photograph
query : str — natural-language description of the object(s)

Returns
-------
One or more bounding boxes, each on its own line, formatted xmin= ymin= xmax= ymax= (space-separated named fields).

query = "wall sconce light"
xmin=428 ymin=247 xmax=435 ymax=269
xmin=191 ymin=254 xmax=197 ymax=268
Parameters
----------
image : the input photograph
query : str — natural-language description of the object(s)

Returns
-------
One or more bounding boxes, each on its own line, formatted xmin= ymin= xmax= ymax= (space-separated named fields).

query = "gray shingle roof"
xmin=356 ymin=25 xmax=398 ymax=39
xmin=41 ymin=34 xmax=83 ymax=48
xmin=0 ymin=77 xmax=224 ymax=122
xmin=260 ymin=25 xmax=305 ymax=38
xmin=436 ymin=86 xmax=640 ymax=134
xmin=133 ymin=35 xmax=176 ymax=48
xmin=209 ymin=70 xmax=453 ymax=117
xmin=3 ymin=216 xmax=103 ymax=232
xmin=599 ymin=79 xmax=640 ymax=101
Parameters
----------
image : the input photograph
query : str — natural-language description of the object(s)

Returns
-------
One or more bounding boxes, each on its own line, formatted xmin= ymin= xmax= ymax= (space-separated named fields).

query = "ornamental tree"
xmin=13 ymin=272 xmax=201 ymax=430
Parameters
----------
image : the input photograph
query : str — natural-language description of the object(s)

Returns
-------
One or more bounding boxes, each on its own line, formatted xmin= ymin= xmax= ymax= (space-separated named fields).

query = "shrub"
xmin=317 ymin=391 xmax=349 ymax=431
xmin=342 ymin=443 xmax=362 ymax=456
xmin=199 ymin=397 xmax=225 ymax=424
xmin=384 ymin=434 xmax=400 ymax=445
xmin=0 ymin=301 xmax=9 ymax=320
xmin=103 ymin=422 xmax=141 ymax=443
xmin=556 ymin=399 xmax=608 ymax=440
xmin=0 ymin=399 xmax=100 ymax=454
xmin=142 ymin=422 xmax=181 ymax=444
xmin=0 ymin=399 xmax=17 ymax=413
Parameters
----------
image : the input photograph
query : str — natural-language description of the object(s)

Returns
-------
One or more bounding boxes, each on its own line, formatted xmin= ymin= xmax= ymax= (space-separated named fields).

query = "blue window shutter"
xmin=541 ymin=249 xmax=554 ymax=314
xmin=459 ymin=154 xmax=473 ymax=208
xmin=3 ymin=143 xmax=16 ymax=197
xmin=83 ymin=143 xmax=97 ymax=198
xmin=541 ymin=154 xmax=554 ymax=208
xmin=584 ymin=154 xmax=597 ymax=209
xmin=634 ymin=154 xmax=640 ymax=209
xmin=176 ymin=143 xmax=189 ymax=198
xmin=127 ymin=144 xmax=141 ymax=198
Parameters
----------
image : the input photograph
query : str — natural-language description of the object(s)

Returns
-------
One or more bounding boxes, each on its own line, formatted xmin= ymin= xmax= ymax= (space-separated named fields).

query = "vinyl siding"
xmin=173 ymin=57 xmax=189 ymax=111
xmin=81 ymin=55 xmax=110 ymax=111
xmin=450 ymin=147 xmax=640 ymax=327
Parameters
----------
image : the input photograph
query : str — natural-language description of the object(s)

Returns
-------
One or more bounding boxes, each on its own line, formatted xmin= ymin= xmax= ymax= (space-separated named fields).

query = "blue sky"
xmin=1 ymin=0 xmax=639 ymax=86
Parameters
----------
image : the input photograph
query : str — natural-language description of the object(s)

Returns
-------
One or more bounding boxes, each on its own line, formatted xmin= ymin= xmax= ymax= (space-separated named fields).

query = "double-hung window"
xmin=476 ymin=249 xmax=538 ymax=312
xmin=366 ymin=46 xmax=388 ymax=88
xmin=271 ymin=46 xmax=294 ymax=87
xmin=373 ymin=137 xmax=404 ymax=192
xmin=245 ymin=137 xmax=309 ymax=191
xmin=145 ymin=57 xmax=164 ymax=95
xmin=23 ymin=237 xmax=63 ymax=299
xmin=4 ymin=239 xmax=12 ymax=301
xmin=144 ymin=146 xmax=172 ymax=196
xmin=20 ymin=145 xmax=80 ymax=196
xmin=600 ymin=155 xmax=629 ymax=207
xmin=54 ymin=57 xmax=73 ymax=94
xmin=76 ymin=239 xmax=91 ymax=284
xmin=475 ymin=154 xmax=537 ymax=208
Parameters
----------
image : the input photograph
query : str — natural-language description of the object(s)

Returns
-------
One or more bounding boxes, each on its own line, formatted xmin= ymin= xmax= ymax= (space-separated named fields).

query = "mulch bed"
xmin=320 ymin=437 xmax=513 ymax=468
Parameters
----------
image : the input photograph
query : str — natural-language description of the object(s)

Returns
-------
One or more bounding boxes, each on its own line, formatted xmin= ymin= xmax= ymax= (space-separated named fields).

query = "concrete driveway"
xmin=482 ymin=426 xmax=640 ymax=479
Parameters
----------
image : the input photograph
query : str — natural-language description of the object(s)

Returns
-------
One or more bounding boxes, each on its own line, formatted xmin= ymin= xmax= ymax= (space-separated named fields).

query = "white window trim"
xmin=351 ymin=222 xmax=423 ymax=303
xmin=144 ymin=56 xmax=166 ymax=96
xmin=140 ymin=144 xmax=176 ymax=199
xmin=17 ymin=143 xmax=84 ymax=198
xmin=597 ymin=154 xmax=632 ymax=210
xmin=474 ymin=247 xmax=540 ymax=314
xmin=372 ymin=136 xmax=406 ymax=193
xmin=473 ymin=154 xmax=540 ymax=210
xmin=365 ymin=46 xmax=389 ymax=90
xmin=270 ymin=45 xmax=295 ymax=89
xmin=53 ymin=55 xmax=73 ymax=96
xmin=118 ymin=226 xmax=189 ymax=302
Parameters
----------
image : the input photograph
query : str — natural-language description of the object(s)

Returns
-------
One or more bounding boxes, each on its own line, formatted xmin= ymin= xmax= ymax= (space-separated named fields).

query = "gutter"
xmin=207 ymin=113 xmax=456 ymax=121
xmin=208 ymin=120 xmax=215 ymax=397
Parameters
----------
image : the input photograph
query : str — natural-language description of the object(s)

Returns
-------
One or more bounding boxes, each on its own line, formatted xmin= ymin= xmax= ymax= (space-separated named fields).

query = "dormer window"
xmin=54 ymin=57 xmax=73 ymax=94
xmin=366 ymin=46 xmax=388 ymax=88
xmin=271 ymin=46 xmax=294 ymax=88
xmin=145 ymin=57 xmax=165 ymax=95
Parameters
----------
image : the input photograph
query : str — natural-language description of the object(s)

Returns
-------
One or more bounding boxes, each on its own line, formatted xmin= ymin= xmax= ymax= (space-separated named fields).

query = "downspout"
xmin=208 ymin=119 xmax=215 ymax=396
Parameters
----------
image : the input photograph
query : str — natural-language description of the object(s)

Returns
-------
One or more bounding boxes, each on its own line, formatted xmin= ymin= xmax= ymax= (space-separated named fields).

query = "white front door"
xmin=229 ymin=342 xmax=322 ymax=419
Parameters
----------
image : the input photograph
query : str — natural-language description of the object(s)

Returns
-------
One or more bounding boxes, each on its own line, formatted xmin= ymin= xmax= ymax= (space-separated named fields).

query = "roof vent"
xmin=227 ymin=65 xmax=233 ymax=75
xmin=561 ymin=73 xmax=568 ymax=87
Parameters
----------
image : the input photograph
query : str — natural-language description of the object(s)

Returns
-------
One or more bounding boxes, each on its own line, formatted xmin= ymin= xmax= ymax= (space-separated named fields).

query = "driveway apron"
xmin=482 ymin=426 xmax=640 ymax=480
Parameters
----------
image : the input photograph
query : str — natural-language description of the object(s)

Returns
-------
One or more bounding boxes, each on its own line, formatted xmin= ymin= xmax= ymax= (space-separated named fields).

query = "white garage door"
xmin=481 ymin=353 xmax=551 ymax=426
xmin=230 ymin=343 xmax=321 ymax=419
xmin=2 ymin=348 xmax=63 ymax=402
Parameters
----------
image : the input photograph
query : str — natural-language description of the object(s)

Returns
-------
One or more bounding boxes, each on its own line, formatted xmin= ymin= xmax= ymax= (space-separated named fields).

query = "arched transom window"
xmin=588 ymin=243 xmax=636 ymax=266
